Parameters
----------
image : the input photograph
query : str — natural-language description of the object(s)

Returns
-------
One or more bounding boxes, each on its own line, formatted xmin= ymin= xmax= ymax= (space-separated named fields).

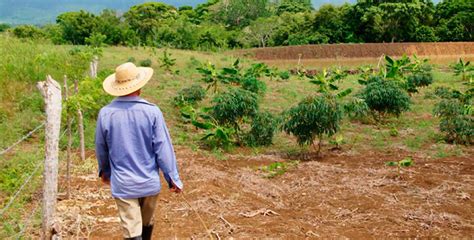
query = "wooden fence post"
xmin=74 ymin=80 xmax=85 ymax=161
xmin=37 ymin=75 xmax=62 ymax=239
xmin=90 ymin=56 xmax=98 ymax=78
xmin=63 ymin=75 xmax=72 ymax=199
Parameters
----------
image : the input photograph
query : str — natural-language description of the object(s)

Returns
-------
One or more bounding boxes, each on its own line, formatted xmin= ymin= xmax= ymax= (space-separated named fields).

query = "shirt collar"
xmin=114 ymin=96 xmax=149 ymax=104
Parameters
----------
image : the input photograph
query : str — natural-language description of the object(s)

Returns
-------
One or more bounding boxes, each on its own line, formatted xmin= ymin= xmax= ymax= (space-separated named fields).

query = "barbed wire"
xmin=14 ymin=200 xmax=41 ymax=240
xmin=0 ymin=122 xmax=45 ymax=156
xmin=0 ymin=126 xmax=69 ymax=218
xmin=0 ymin=161 xmax=42 ymax=218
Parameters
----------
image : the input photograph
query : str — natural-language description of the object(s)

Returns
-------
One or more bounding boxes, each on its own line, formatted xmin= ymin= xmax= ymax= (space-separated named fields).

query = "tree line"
xmin=1 ymin=0 xmax=472 ymax=50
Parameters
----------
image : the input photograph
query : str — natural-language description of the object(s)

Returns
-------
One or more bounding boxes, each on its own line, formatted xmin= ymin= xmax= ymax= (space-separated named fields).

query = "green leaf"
xmin=385 ymin=161 xmax=398 ymax=166
xmin=399 ymin=158 xmax=413 ymax=167
xmin=336 ymin=88 xmax=352 ymax=98
xmin=191 ymin=120 xmax=213 ymax=130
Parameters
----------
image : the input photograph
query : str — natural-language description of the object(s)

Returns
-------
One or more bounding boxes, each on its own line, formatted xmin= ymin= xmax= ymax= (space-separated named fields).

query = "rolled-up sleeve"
xmin=153 ymin=110 xmax=183 ymax=190
xmin=95 ymin=112 xmax=111 ymax=178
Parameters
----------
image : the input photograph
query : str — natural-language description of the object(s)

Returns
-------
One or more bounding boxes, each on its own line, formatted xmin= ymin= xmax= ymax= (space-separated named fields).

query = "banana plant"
xmin=180 ymin=105 xmax=235 ymax=149
xmin=309 ymin=68 xmax=352 ymax=98
xmin=451 ymin=58 xmax=473 ymax=83
xmin=384 ymin=55 xmax=413 ymax=80
xmin=197 ymin=61 xmax=220 ymax=93
xmin=218 ymin=58 xmax=242 ymax=84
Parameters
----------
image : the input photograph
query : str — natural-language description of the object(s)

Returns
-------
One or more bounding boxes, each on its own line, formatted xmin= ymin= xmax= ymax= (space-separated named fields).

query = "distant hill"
xmin=0 ymin=0 xmax=439 ymax=25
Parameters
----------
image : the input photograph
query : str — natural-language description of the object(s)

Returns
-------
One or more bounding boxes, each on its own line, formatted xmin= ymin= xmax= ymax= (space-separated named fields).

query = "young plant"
xmin=360 ymin=79 xmax=411 ymax=120
xmin=385 ymin=157 xmax=414 ymax=176
xmin=139 ymin=59 xmax=152 ymax=67
xmin=211 ymin=88 xmax=258 ymax=128
xmin=218 ymin=58 xmax=242 ymax=84
xmin=197 ymin=61 xmax=220 ymax=93
xmin=451 ymin=58 xmax=473 ymax=83
xmin=173 ymin=85 xmax=206 ymax=107
xmin=259 ymin=161 xmax=299 ymax=178
xmin=308 ymin=69 xmax=352 ymax=98
xmin=244 ymin=111 xmax=277 ymax=147
xmin=383 ymin=55 xmax=413 ymax=81
xmin=159 ymin=49 xmax=176 ymax=73
xmin=281 ymin=94 xmax=343 ymax=154
xmin=433 ymin=90 xmax=473 ymax=145
xmin=180 ymin=105 xmax=236 ymax=149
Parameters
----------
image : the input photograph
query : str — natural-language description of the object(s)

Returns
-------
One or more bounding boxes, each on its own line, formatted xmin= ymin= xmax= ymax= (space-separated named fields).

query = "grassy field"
xmin=0 ymin=35 xmax=473 ymax=238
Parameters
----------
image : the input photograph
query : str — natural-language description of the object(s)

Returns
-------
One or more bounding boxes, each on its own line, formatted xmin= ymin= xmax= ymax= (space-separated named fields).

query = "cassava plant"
xmin=211 ymin=88 xmax=258 ymax=128
xmin=433 ymin=89 xmax=473 ymax=145
xmin=173 ymin=85 xmax=206 ymax=107
xmin=244 ymin=111 xmax=278 ymax=147
xmin=360 ymin=79 xmax=411 ymax=120
xmin=281 ymin=94 xmax=343 ymax=154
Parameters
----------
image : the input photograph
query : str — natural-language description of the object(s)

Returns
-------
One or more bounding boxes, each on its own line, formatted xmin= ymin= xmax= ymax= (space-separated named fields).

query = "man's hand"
xmin=101 ymin=174 xmax=110 ymax=185
xmin=170 ymin=182 xmax=182 ymax=194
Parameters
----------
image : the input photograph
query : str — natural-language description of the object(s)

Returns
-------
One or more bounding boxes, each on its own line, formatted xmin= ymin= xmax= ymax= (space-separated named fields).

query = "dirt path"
xmin=54 ymin=147 xmax=473 ymax=239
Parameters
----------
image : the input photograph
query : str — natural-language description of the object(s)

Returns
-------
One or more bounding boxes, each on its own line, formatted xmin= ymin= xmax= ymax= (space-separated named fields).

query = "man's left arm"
xmin=153 ymin=110 xmax=183 ymax=192
xmin=95 ymin=112 xmax=111 ymax=182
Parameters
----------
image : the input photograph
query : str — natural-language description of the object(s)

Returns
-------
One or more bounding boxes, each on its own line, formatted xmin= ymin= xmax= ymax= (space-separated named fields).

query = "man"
xmin=95 ymin=62 xmax=183 ymax=240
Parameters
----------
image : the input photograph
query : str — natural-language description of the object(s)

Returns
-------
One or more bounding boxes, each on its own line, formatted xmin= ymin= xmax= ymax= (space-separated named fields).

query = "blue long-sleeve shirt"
xmin=95 ymin=96 xmax=183 ymax=198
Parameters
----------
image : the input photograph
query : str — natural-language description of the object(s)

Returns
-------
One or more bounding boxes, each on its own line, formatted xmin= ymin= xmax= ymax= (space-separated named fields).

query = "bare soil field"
xmin=43 ymin=146 xmax=473 ymax=239
xmin=239 ymin=42 xmax=474 ymax=60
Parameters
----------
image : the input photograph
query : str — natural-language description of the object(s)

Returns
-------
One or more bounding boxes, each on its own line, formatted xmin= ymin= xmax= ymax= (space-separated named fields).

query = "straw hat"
xmin=103 ymin=62 xmax=154 ymax=96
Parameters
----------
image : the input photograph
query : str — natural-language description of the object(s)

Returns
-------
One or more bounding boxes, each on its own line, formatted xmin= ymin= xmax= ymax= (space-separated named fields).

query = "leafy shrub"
xmin=0 ymin=23 xmax=10 ymax=32
xmin=407 ymin=73 xmax=434 ymax=93
xmin=159 ymin=49 xmax=176 ymax=73
xmin=12 ymin=25 xmax=45 ymax=39
xmin=139 ymin=59 xmax=152 ymax=67
xmin=127 ymin=57 xmax=136 ymax=63
xmin=434 ymin=98 xmax=473 ymax=144
xmin=211 ymin=88 xmax=258 ymax=127
xmin=242 ymin=77 xmax=267 ymax=95
xmin=282 ymin=94 xmax=343 ymax=151
xmin=173 ymin=85 xmax=206 ymax=106
xmin=278 ymin=71 xmax=290 ymax=80
xmin=360 ymin=80 xmax=411 ymax=118
xmin=343 ymin=97 xmax=370 ymax=120
xmin=434 ymin=86 xmax=462 ymax=99
xmin=244 ymin=112 xmax=277 ymax=147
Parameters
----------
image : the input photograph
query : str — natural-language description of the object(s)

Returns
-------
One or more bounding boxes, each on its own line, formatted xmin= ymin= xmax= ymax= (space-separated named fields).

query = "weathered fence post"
xmin=74 ymin=80 xmax=85 ymax=161
xmin=89 ymin=56 xmax=98 ymax=78
xmin=37 ymin=75 xmax=62 ymax=239
xmin=63 ymin=75 xmax=72 ymax=199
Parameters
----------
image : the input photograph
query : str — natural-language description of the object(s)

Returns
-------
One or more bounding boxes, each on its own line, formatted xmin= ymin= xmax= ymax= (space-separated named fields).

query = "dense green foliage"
xmin=360 ymin=80 xmax=411 ymax=118
xmin=244 ymin=111 xmax=278 ymax=147
xmin=433 ymin=89 xmax=473 ymax=144
xmin=211 ymin=88 xmax=259 ymax=127
xmin=282 ymin=94 xmax=343 ymax=148
xmin=174 ymin=85 xmax=207 ymax=106
xmin=8 ymin=0 xmax=473 ymax=50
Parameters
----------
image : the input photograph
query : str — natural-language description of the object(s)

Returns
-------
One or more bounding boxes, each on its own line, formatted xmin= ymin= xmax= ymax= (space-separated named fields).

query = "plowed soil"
xmin=239 ymin=42 xmax=474 ymax=60
xmin=49 ymin=146 xmax=473 ymax=239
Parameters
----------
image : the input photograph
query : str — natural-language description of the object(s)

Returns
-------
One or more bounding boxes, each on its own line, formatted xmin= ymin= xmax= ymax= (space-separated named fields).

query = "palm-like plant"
xmin=309 ymin=69 xmax=352 ymax=98
xmin=451 ymin=58 xmax=473 ymax=83
xmin=197 ymin=61 xmax=220 ymax=93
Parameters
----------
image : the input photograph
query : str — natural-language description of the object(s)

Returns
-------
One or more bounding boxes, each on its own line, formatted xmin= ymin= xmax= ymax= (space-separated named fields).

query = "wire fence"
xmin=0 ymin=122 xmax=45 ymax=156
xmin=0 ymin=125 xmax=70 ymax=238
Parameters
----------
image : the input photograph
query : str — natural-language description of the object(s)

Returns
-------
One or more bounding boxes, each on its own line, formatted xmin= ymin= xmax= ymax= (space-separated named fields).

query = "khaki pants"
xmin=115 ymin=194 xmax=159 ymax=238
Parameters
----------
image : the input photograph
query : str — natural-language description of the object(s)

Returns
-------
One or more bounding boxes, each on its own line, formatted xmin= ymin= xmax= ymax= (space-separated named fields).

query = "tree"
xmin=96 ymin=9 xmax=127 ymax=45
xmin=124 ymin=2 xmax=178 ymax=44
xmin=0 ymin=23 xmax=10 ymax=32
xmin=57 ymin=10 xmax=98 ymax=44
xmin=312 ymin=4 xmax=354 ymax=43
xmin=12 ymin=25 xmax=45 ymax=39
xmin=276 ymin=0 xmax=313 ymax=15
xmin=241 ymin=17 xmax=279 ymax=47
xmin=212 ymin=0 xmax=270 ymax=28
